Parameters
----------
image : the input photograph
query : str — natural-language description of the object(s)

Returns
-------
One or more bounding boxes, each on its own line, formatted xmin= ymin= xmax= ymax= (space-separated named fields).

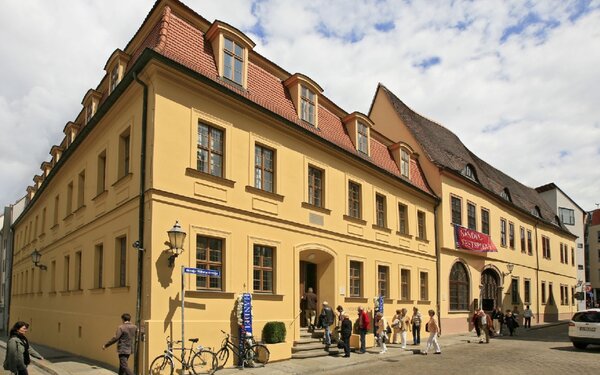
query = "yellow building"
xmin=370 ymin=85 xmax=578 ymax=333
xmin=10 ymin=0 xmax=438 ymax=370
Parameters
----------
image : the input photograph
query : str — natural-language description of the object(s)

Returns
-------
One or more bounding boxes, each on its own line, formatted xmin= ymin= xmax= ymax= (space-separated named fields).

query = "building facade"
xmin=9 ymin=0 xmax=437 ymax=369
xmin=536 ymin=183 xmax=587 ymax=311
xmin=369 ymin=85 xmax=578 ymax=333
xmin=585 ymin=209 xmax=600 ymax=306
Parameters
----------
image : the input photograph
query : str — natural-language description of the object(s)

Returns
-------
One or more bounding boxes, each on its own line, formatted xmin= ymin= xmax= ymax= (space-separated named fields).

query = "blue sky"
xmin=0 ymin=0 xmax=599 ymax=212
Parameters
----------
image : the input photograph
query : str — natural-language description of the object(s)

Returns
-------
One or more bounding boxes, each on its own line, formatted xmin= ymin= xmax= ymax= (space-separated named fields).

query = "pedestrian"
xmin=340 ymin=314 xmax=353 ymax=358
xmin=391 ymin=309 xmax=402 ymax=344
xmin=301 ymin=287 xmax=318 ymax=331
xmin=375 ymin=312 xmax=389 ymax=354
xmin=334 ymin=305 xmax=345 ymax=343
xmin=319 ymin=301 xmax=335 ymax=346
xmin=3 ymin=321 xmax=44 ymax=375
xmin=421 ymin=309 xmax=441 ymax=355
xmin=399 ymin=308 xmax=410 ymax=349
xmin=102 ymin=313 xmax=137 ymax=375
xmin=472 ymin=307 xmax=482 ymax=339
xmin=411 ymin=306 xmax=422 ymax=345
xmin=357 ymin=306 xmax=370 ymax=353
xmin=523 ymin=305 xmax=533 ymax=328
xmin=492 ymin=306 xmax=504 ymax=335
xmin=477 ymin=309 xmax=490 ymax=344
xmin=504 ymin=310 xmax=518 ymax=336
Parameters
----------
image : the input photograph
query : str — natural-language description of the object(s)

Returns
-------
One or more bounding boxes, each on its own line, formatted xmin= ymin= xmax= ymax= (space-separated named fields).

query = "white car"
xmin=568 ymin=308 xmax=600 ymax=349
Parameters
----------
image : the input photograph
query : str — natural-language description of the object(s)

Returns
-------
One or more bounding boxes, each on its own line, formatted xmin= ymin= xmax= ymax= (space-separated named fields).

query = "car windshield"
xmin=572 ymin=311 xmax=600 ymax=323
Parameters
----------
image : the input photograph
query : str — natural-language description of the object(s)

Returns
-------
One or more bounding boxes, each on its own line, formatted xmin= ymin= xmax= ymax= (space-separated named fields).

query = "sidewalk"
xmin=1 ymin=321 xmax=568 ymax=375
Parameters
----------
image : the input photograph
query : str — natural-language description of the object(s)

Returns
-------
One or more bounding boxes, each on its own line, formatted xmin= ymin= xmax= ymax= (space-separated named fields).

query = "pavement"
xmin=0 ymin=321 xmax=568 ymax=375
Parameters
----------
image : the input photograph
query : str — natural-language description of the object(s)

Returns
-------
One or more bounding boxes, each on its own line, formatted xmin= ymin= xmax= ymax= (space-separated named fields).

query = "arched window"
xmin=449 ymin=262 xmax=470 ymax=311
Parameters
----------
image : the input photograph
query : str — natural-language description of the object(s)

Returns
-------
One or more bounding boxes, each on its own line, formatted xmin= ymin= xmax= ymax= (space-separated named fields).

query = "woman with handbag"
xmin=422 ymin=309 xmax=441 ymax=355
xmin=375 ymin=312 xmax=389 ymax=354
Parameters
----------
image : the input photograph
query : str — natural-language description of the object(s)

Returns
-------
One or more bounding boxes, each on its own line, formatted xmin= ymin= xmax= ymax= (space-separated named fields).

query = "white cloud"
xmin=0 ymin=0 xmax=599 ymax=212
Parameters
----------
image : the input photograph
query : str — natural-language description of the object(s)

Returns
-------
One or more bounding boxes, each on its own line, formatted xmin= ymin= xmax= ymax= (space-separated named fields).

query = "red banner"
xmin=454 ymin=224 xmax=497 ymax=252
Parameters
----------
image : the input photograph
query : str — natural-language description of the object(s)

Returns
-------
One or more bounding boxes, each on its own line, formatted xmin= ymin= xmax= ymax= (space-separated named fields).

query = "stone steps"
xmin=291 ymin=328 xmax=341 ymax=359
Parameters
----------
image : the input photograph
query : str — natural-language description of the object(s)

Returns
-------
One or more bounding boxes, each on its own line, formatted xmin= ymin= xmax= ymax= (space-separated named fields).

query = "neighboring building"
xmin=10 ymin=0 xmax=438 ymax=369
xmin=536 ymin=183 xmax=587 ymax=311
xmin=0 ymin=196 xmax=26 ymax=333
xmin=370 ymin=84 xmax=578 ymax=332
xmin=585 ymin=209 xmax=600 ymax=307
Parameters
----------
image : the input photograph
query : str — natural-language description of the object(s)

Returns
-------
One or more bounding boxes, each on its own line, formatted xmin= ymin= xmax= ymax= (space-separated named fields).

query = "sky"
xmin=1 ymin=0 xmax=599 ymax=212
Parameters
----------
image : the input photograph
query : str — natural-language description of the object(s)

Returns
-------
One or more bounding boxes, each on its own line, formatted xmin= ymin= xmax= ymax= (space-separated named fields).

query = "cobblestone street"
xmin=328 ymin=324 xmax=600 ymax=375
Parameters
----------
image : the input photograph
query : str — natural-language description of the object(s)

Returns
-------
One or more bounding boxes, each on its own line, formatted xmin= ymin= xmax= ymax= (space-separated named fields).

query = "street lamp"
xmin=502 ymin=263 xmax=514 ymax=277
xmin=166 ymin=221 xmax=186 ymax=267
xmin=31 ymin=249 xmax=47 ymax=270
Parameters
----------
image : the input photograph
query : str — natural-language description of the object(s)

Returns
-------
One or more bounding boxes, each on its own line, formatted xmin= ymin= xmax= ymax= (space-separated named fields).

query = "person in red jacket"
xmin=358 ymin=306 xmax=370 ymax=353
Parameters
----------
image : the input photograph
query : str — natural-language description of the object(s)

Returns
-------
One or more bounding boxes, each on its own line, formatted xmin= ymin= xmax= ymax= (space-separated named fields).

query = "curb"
xmin=528 ymin=320 xmax=569 ymax=330
xmin=0 ymin=340 xmax=63 ymax=375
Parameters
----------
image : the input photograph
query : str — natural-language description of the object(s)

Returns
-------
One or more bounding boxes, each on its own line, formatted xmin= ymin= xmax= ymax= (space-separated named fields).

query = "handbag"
xmin=386 ymin=324 xmax=392 ymax=334
xmin=425 ymin=322 xmax=429 ymax=332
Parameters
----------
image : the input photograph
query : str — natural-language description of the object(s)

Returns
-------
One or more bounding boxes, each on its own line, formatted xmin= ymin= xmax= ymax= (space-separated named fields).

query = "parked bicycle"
xmin=215 ymin=330 xmax=270 ymax=369
xmin=149 ymin=336 xmax=217 ymax=375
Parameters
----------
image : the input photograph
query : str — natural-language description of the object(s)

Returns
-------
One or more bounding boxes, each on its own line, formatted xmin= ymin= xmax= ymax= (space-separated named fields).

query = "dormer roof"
xmin=205 ymin=20 xmax=256 ymax=49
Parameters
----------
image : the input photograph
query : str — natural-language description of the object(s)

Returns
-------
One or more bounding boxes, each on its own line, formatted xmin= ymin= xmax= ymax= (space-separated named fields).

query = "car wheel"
xmin=573 ymin=342 xmax=588 ymax=350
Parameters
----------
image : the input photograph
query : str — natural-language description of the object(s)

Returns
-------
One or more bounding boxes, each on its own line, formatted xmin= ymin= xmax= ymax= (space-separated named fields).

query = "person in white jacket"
xmin=376 ymin=312 xmax=389 ymax=354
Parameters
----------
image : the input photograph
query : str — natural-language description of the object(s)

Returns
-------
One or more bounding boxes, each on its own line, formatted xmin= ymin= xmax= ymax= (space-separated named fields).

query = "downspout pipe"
xmin=433 ymin=198 xmax=442 ymax=332
xmin=133 ymin=72 xmax=148 ymax=375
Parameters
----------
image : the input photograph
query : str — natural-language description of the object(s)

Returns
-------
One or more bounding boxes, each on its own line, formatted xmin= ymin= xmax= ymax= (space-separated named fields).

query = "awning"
xmin=454 ymin=224 xmax=498 ymax=252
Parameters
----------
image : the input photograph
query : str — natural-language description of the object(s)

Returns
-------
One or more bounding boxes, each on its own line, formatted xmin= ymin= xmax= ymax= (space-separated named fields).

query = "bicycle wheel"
xmin=190 ymin=350 xmax=217 ymax=375
xmin=215 ymin=347 xmax=229 ymax=369
xmin=149 ymin=354 xmax=174 ymax=375
xmin=244 ymin=344 xmax=270 ymax=367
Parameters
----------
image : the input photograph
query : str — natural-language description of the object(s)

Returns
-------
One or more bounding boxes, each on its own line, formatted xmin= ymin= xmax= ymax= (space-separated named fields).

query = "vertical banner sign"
xmin=238 ymin=293 xmax=253 ymax=366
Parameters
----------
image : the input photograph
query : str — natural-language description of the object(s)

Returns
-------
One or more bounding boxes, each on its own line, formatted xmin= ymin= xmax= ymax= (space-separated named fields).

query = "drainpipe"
xmin=534 ymin=222 xmax=540 ymax=325
xmin=133 ymin=72 xmax=148 ymax=375
xmin=433 ymin=199 xmax=442 ymax=332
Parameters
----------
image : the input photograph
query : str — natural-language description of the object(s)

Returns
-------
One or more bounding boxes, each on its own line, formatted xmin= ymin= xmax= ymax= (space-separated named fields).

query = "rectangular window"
xmin=572 ymin=247 xmax=575 ymax=266
xmin=419 ymin=271 xmax=429 ymax=301
xmin=254 ymin=144 xmax=275 ymax=193
xmin=64 ymin=255 xmax=70 ymax=291
xmin=253 ymin=245 xmax=274 ymax=293
xmin=377 ymin=265 xmax=389 ymax=298
xmin=542 ymin=236 xmax=551 ymax=259
xmin=520 ymin=227 xmax=526 ymax=253
xmin=74 ymin=251 xmax=82 ymax=290
xmin=97 ymin=150 xmax=106 ymax=195
xmin=41 ymin=207 xmax=46 ymax=234
xmin=115 ymin=236 xmax=127 ymax=287
xmin=357 ymin=122 xmax=369 ymax=154
xmin=223 ymin=37 xmax=243 ymax=85
xmin=467 ymin=202 xmax=476 ymax=230
xmin=118 ymin=128 xmax=131 ymax=178
xmin=527 ymin=230 xmax=533 ymax=255
xmin=548 ymin=283 xmax=554 ymax=305
xmin=597 ymin=230 xmax=600 ymax=242
xmin=349 ymin=261 xmax=362 ymax=297
xmin=94 ymin=244 xmax=103 ymax=289
xmin=560 ymin=243 xmax=564 ymax=263
xmin=53 ymin=195 xmax=60 ymax=225
xmin=541 ymin=281 xmax=546 ymax=304
xmin=308 ymin=166 xmax=323 ymax=207
xmin=400 ymin=149 xmax=410 ymax=178
xmin=398 ymin=203 xmax=408 ymax=235
xmin=417 ymin=210 xmax=426 ymax=240
xmin=400 ymin=269 xmax=411 ymax=301
xmin=50 ymin=261 xmax=56 ymax=292
xmin=524 ymin=279 xmax=531 ymax=304
xmin=300 ymin=85 xmax=315 ymax=125
xmin=77 ymin=170 xmax=85 ymax=209
xmin=375 ymin=194 xmax=386 ymax=228
xmin=34 ymin=216 xmax=38 ymax=239
xmin=196 ymin=236 xmax=223 ymax=291
xmin=348 ymin=181 xmax=362 ymax=219
xmin=511 ymin=278 xmax=519 ymax=305
xmin=509 ymin=222 xmax=515 ymax=249
xmin=481 ymin=208 xmax=490 ymax=235
xmin=559 ymin=207 xmax=575 ymax=225
xmin=197 ymin=122 xmax=224 ymax=177
xmin=451 ymin=196 xmax=462 ymax=225
xmin=500 ymin=219 xmax=507 ymax=247
xmin=109 ymin=64 xmax=119 ymax=94
xmin=66 ymin=182 xmax=73 ymax=215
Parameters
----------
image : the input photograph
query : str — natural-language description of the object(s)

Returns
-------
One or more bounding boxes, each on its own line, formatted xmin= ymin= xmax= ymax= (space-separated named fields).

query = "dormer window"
xmin=357 ymin=122 xmax=369 ymax=154
xmin=82 ymin=89 xmax=102 ymax=125
xmin=104 ymin=49 xmax=130 ymax=95
xmin=532 ymin=206 xmax=542 ymax=218
xmin=500 ymin=188 xmax=511 ymax=202
xmin=63 ymin=122 xmax=80 ymax=148
xmin=301 ymin=85 xmax=316 ymax=125
xmin=206 ymin=21 xmax=255 ymax=89
xmin=400 ymin=148 xmax=410 ymax=177
xmin=342 ymin=112 xmax=373 ymax=157
xmin=463 ymin=164 xmax=477 ymax=181
xmin=224 ymin=37 xmax=244 ymax=85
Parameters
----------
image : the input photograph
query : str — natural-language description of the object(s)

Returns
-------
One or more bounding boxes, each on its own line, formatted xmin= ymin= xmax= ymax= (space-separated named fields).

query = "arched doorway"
xmin=481 ymin=269 xmax=501 ymax=312
xmin=297 ymin=247 xmax=336 ymax=328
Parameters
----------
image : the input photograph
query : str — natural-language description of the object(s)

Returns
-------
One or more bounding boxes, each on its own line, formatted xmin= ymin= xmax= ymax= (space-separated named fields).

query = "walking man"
xmin=302 ymin=287 xmax=318 ymax=331
xmin=411 ymin=306 xmax=422 ymax=345
xmin=102 ymin=313 xmax=137 ymax=375
xmin=340 ymin=314 xmax=352 ymax=357
xmin=523 ymin=305 xmax=533 ymax=328
xmin=320 ymin=301 xmax=335 ymax=346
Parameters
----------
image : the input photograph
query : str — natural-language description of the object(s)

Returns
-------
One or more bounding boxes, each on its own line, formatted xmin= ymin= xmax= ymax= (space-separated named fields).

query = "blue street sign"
xmin=183 ymin=267 xmax=221 ymax=277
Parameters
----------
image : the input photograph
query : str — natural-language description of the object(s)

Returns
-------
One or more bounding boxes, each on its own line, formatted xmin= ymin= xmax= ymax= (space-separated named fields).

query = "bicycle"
xmin=214 ymin=330 xmax=270 ymax=369
xmin=149 ymin=336 xmax=217 ymax=375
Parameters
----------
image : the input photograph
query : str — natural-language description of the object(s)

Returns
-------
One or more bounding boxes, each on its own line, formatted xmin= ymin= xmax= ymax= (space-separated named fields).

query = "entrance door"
xmin=481 ymin=269 xmax=500 ymax=312
xmin=299 ymin=261 xmax=317 ymax=327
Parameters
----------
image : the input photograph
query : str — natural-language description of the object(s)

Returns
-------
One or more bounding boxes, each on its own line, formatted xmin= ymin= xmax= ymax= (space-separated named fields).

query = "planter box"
xmin=266 ymin=341 xmax=291 ymax=362
xmin=349 ymin=333 xmax=374 ymax=349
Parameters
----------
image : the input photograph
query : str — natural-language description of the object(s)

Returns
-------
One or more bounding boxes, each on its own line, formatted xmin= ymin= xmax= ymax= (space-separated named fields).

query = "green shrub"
xmin=262 ymin=321 xmax=286 ymax=344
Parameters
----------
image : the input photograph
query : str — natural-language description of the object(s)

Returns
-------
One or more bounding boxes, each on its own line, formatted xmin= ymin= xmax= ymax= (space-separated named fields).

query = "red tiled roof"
xmin=124 ymin=2 xmax=434 ymax=197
